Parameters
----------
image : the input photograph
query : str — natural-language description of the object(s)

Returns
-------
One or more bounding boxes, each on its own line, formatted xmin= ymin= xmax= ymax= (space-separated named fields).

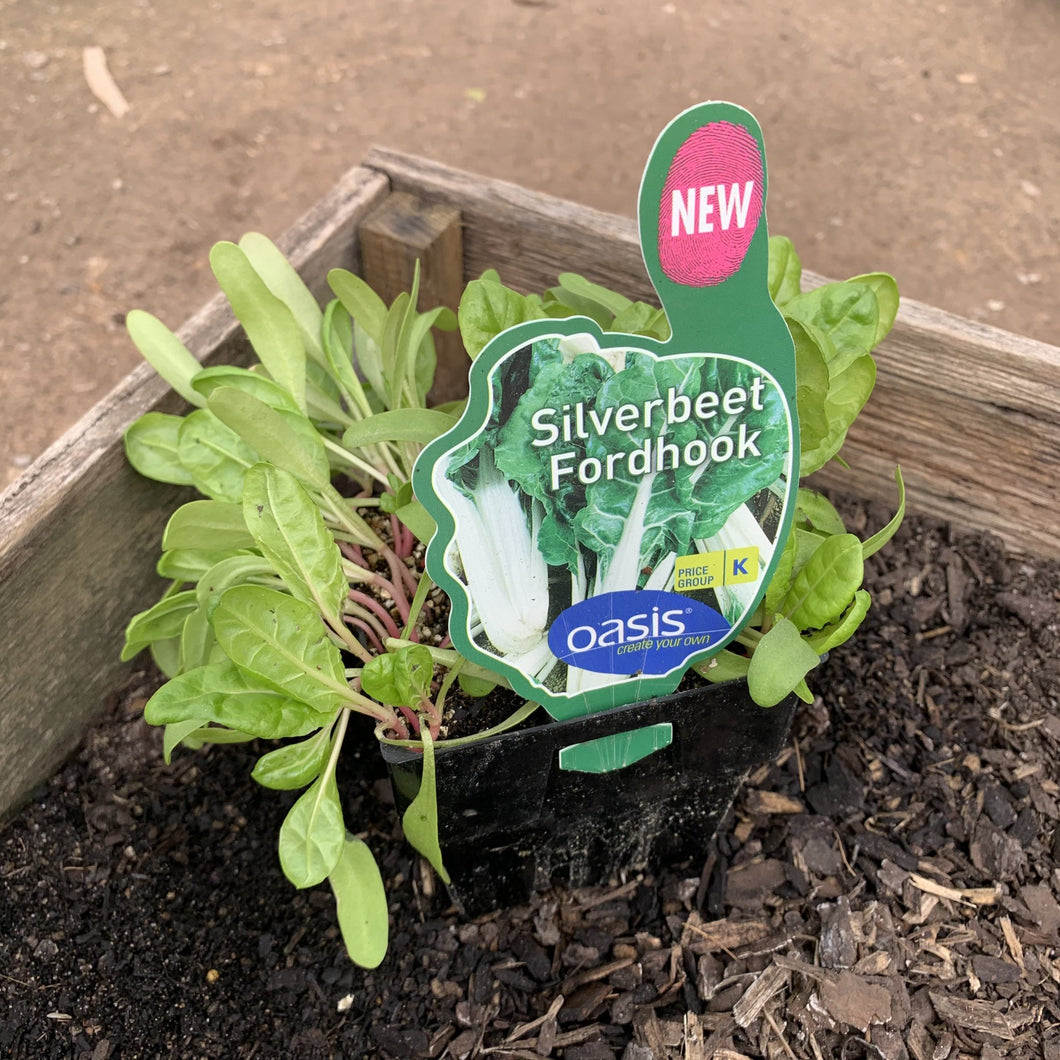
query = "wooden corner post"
xmin=358 ymin=191 xmax=467 ymax=403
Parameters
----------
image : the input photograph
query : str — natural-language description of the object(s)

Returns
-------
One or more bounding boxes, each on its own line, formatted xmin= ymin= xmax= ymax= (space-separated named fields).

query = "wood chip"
xmin=744 ymin=789 xmax=805 ymax=815
xmin=82 ymin=47 xmax=131 ymax=118
xmin=908 ymin=872 xmax=1000 ymax=906
xmin=681 ymin=914 xmax=772 ymax=953
xmin=999 ymin=915 xmax=1025 ymax=969
xmin=819 ymin=971 xmax=892 ymax=1032
xmin=732 ymin=962 xmax=790 ymax=1028
xmin=928 ymin=992 xmax=1014 ymax=1041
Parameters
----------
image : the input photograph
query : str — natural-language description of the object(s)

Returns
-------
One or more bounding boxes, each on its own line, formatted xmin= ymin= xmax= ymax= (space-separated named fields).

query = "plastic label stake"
xmin=415 ymin=102 xmax=799 ymax=737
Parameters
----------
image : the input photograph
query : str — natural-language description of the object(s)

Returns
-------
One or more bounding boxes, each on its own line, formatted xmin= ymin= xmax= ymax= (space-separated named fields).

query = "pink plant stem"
xmin=361 ymin=573 xmax=410 ymax=625
xmin=438 ymin=634 xmax=452 ymax=650
xmin=398 ymin=705 xmax=420 ymax=735
xmin=345 ymin=616 xmax=385 ymax=654
xmin=382 ymin=545 xmax=419 ymax=600
xmin=339 ymin=541 xmax=366 ymax=567
xmin=348 ymin=590 xmax=402 ymax=640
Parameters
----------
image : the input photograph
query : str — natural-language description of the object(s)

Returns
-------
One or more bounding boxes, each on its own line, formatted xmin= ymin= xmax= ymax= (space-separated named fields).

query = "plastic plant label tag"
xmin=414 ymin=102 xmax=799 ymax=722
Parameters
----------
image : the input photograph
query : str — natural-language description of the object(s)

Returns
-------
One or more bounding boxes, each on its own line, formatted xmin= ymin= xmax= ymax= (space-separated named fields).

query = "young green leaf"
xmin=786 ymin=318 xmax=830 ymax=459
xmin=782 ymin=532 xmax=864 ymax=631
xmin=861 ymin=466 xmax=906 ymax=559
xmin=799 ymin=353 xmax=876 ymax=476
xmin=122 ymin=590 xmax=199 ymax=661
xmin=361 ymin=645 xmax=434 ymax=708
xmin=209 ymin=241 xmax=307 ymax=411
xmin=784 ymin=282 xmax=880 ymax=375
xmin=458 ymin=277 xmax=546 ymax=358
xmin=206 ymin=387 xmax=331 ymax=492
xmin=796 ymin=488 xmax=847 ymax=536
xmin=847 ymin=272 xmax=899 ymax=346
xmin=179 ymin=603 xmax=215 ymax=672
xmin=321 ymin=299 xmax=371 ymax=418
xmin=238 ymin=232 xmax=326 ymax=365
xmin=241 ymin=464 xmax=348 ymax=621
xmin=126 ymin=310 xmax=205 ymax=407
xmin=747 ymin=617 xmax=821 ymax=707
xmin=804 ymin=589 xmax=872 ymax=654
xmin=162 ymin=499 xmax=256 ymax=552
xmin=394 ymin=499 xmax=436 ymax=547
xmin=212 ymin=585 xmax=351 ymax=714
xmin=124 ymin=413 xmax=196 ymax=486
xmin=767 ymin=235 xmax=802 ymax=306
xmin=329 ymin=835 xmax=389 ymax=968
xmin=150 ymin=636 xmax=184 ymax=679
xmin=278 ymin=770 xmax=345 ymax=888
xmin=252 ymin=729 xmax=331 ymax=791
xmin=176 ymin=409 xmax=256 ymax=503
xmin=400 ymin=727 xmax=450 ymax=884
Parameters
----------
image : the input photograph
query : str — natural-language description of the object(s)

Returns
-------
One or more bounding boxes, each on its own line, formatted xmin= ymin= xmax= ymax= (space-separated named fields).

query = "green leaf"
xmin=327 ymin=268 xmax=388 ymax=345
xmin=782 ymin=532 xmax=864 ymax=631
xmin=784 ymin=281 xmax=880 ymax=374
xmin=804 ymin=589 xmax=872 ymax=654
xmin=195 ymin=553 xmax=277 ymax=618
xmin=457 ymin=672 xmax=497 ymax=697
xmin=360 ymin=645 xmax=434 ymax=708
xmin=180 ymin=727 xmax=256 ymax=750
xmin=252 ymin=729 xmax=331 ymax=790
xmin=786 ymin=318 xmax=830 ymax=460
xmin=122 ymin=590 xmax=199 ymax=661
xmin=763 ymin=529 xmax=798 ymax=615
xmin=123 ymin=413 xmax=196 ymax=485
xmin=212 ymin=585 xmax=350 ymax=713
xmin=150 ymin=636 xmax=184 ymax=678
xmin=694 ymin=649 xmax=750 ymax=684
xmin=207 ymin=387 xmax=331 ymax=491
xmin=126 ymin=310 xmax=205 ymax=407
xmin=342 ymin=408 xmax=457 ymax=451
xmin=847 ymin=272 xmax=899 ymax=346
xmin=329 ymin=835 xmax=389 ymax=968
xmin=157 ymin=547 xmax=256 ymax=582
xmin=179 ymin=603 xmax=215 ymax=671
xmin=241 ymin=464 xmax=348 ymax=620
xmin=162 ymin=499 xmax=256 ymax=552
xmin=144 ymin=659 xmax=332 ymax=737
xmin=861 ymin=466 xmax=905 ymax=559
xmin=210 ymin=241 xmax=307 ymax=411
xmin=796 ymin=489 xmax=847 ymax=536
xmin=458 ymin=277 xmax=546 ymax=358
xmin=190 ymin=365 xmax=301 ymax=412
xmin=278 ymin=770 xmax=345 ymax=888
xmin=799 ymin=353 xmax=876 ymax=476
xmin=162 ymin=719 xmax=205 ymax=764
xmin=747 ymin=617 xmax=821 ymax=707
xmin=400 ymin=727 xmax=450 ymax=883
xmin=555 ymin=273 xmax=633 ymax=317
xmin=239 ymin=232 xmax=326 ymax=365
xmin=177 ymin=409 xmax=256 ymax=502
xmin=321 ymin=300 xmax=370 ymax=416
xmin=768 ymin=236 xmax=802 ymax=306
xmin=394 ymin=498 xmax=436 ymax=545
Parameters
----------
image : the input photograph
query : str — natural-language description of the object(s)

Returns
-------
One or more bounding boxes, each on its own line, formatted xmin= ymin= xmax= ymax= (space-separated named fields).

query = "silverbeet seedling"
xmin=121 ymin=231 xmax=903 ymax=966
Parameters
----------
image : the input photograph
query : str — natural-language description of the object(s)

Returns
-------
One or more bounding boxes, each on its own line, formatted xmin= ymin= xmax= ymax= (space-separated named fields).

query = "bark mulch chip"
xmin=2 ymin=502 xmax=1059 ymax=1059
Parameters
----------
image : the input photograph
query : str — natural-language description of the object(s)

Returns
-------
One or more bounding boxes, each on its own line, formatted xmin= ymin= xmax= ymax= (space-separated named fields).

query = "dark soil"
xmin=3 ymin=502 xmax=1059 ymax=1060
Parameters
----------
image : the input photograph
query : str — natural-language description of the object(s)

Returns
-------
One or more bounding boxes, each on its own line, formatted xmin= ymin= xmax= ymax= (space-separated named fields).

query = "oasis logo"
xmin=548 ymin=590 xmax=731 ymax=676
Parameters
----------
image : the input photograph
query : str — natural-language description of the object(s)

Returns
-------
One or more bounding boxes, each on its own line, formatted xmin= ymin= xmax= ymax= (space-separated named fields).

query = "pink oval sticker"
xmin=658 ymin=121 xmax=764 ymax=287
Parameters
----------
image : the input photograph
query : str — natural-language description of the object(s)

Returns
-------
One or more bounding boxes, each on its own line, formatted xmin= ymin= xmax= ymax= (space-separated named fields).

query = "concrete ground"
xmin=1 ymin=0 xmax=1057 ymax=488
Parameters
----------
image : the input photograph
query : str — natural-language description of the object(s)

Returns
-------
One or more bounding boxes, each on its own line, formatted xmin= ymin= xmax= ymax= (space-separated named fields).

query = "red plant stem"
xmin=438 ymin=634 xmax=452 ymax=650
xmin=398 ymin=705 xmax=420 ymax=734
xmin=348 ymin=590 xmax=402 ymax=641
xmin=389 ymin=514 xmax=414 ymax=560
xmin=345 ymin=616 xmax=385 ymax=654
xmin=381 ymin=544 xmax=419 ymax=600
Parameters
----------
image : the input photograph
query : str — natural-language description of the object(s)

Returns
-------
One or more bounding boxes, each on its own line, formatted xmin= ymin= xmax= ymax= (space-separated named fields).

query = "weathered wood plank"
xmin=365 ymin=148 xmax=1060 ymax=557
xmin=359 ymin=191 xmax=466 ymax=403
xmin=0 ymin=167 xmax=390 ymax=819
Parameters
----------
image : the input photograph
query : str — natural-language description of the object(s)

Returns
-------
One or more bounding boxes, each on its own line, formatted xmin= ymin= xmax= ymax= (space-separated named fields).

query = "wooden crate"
xmin=1 ymin=152 xmax=1057 ymax=818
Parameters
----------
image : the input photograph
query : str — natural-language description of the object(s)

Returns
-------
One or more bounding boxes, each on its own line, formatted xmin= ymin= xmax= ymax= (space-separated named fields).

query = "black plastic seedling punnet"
xmin=382 ymin=680 xmax=798 ymax=916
